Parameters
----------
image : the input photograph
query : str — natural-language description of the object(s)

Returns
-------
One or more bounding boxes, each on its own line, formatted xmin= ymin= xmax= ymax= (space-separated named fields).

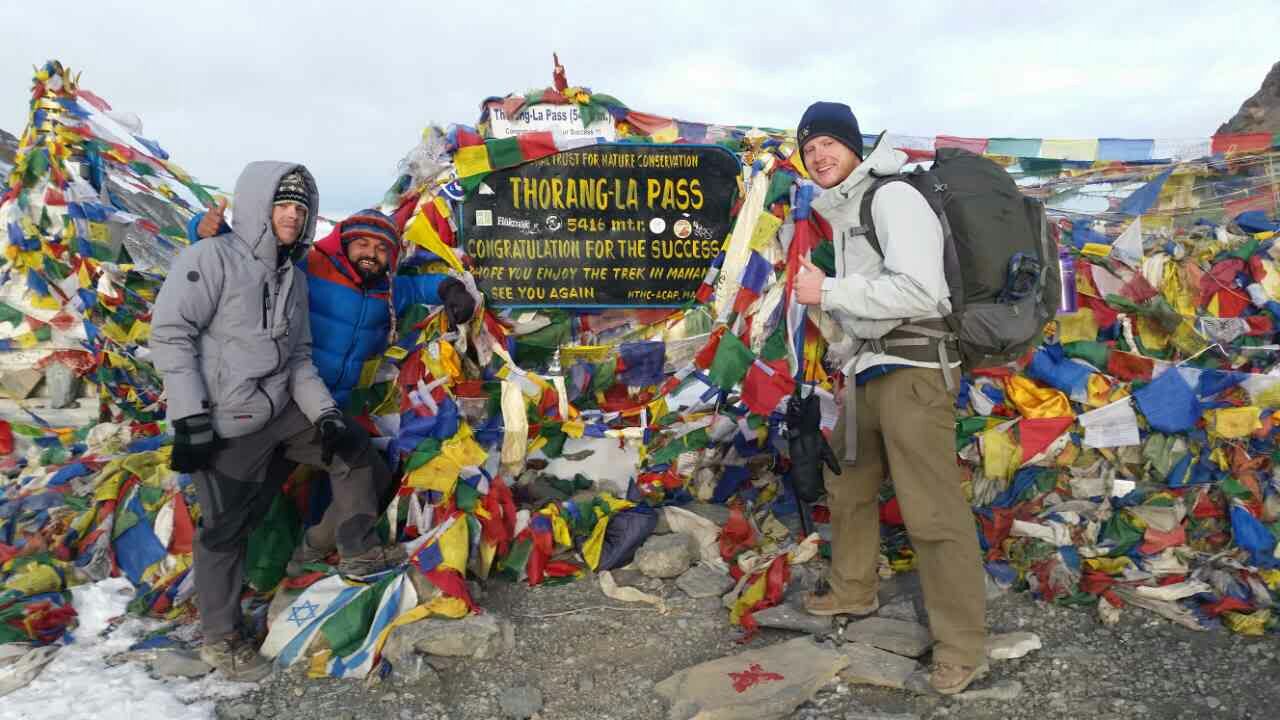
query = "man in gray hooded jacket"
xmin=151 ymin=162 xmax=404 ymax=682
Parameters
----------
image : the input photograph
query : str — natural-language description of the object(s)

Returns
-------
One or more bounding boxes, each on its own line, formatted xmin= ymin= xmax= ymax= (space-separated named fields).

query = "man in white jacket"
xmin=792 ymin=102 xmax=987 ymax=695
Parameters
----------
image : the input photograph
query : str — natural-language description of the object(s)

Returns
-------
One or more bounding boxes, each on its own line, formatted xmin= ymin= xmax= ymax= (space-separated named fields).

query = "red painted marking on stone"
xmin=728 ymin=662 xmax=785 ymax=693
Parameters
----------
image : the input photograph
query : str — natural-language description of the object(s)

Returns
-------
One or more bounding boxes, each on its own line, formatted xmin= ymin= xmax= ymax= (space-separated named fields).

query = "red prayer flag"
xmin=1210 ymin=133 xmax=1273 ymax=155
xmin=740 ymin=359 xmax=795 ymax=416
xmin=1107 ymin=351 xmax=1154 ymax=382
xmin=516 ymin=132 xmax=557 ymax=161
xmin=935 ymin=135 xmax=989 ymax=154
xmin=1019 ymin=417 xmax=1074 ymax=463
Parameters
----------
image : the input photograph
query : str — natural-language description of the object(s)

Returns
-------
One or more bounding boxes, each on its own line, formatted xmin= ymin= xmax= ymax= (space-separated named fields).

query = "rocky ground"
xmin=210 ymin=542 xmax=1280 ymax=720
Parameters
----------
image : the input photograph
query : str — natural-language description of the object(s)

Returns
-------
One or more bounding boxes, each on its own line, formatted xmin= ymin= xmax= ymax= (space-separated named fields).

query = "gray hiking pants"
xmin=191 ymin=401 xmax=391 ymax=639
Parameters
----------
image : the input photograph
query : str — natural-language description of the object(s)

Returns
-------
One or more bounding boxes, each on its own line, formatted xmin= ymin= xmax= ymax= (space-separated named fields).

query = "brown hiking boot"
xmin=929 ymin=662 xmax=989 ymax=695
xmin=199 ymin=634 xmax=272 ymax=683
xmin=802 ymin=589 xmax=879 ymax=617
xmin=286 ymin=535 xmax=334 ymax=576
xmin=337 ymin=543 xmax=408 ymax=579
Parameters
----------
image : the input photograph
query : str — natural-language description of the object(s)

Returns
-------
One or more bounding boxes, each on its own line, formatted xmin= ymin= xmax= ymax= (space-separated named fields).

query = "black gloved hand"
xmin=171 ymin=413 xmax=219 ymax=473
xmin=785 ymin=392 xmax=841 ymax=503
xmin=438 ymin=278 xmax=476 ymax=326
xmin=316 ymin=413 xmax=363 ymax=466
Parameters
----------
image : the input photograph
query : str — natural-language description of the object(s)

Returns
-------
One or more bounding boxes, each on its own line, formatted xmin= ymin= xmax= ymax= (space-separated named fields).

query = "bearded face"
xmin=345 ymin=236 xmax=390 ymax=281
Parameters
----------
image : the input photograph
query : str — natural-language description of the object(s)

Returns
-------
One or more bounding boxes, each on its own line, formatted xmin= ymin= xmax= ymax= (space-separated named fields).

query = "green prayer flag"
xmin=404 ymin=438 xmax=442 ymax=472
xmin=455 ymin=481 xmax=480 ymax=513
xmin=764 ymin=171 xmax=795 ymax=208
xmin=245 ymin=495 xmax=301 ymax=591
xmin=1063 ymin=341 xmax=1110 ymax=370
xmin=812 ymin=240 xmax=836 ymax=276
xmin=707 ymin=331 xmax=753 ymax=390
xmin=485 ymin=137 xmax=524 ymax=170
xmin=320 ymin=573 xmax=396 ymax=657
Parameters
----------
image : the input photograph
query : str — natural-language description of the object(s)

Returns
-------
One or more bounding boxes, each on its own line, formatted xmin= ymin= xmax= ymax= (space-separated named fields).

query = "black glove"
xmin=171 ymin=413 xmax=219 ymax=473
xmin=438 ymin=278 xmax=476 ymax=325
xmin=785 ymin=391 xmax=841 ymax=503
xmin=316 ymin=413 xmax=363 ymax=466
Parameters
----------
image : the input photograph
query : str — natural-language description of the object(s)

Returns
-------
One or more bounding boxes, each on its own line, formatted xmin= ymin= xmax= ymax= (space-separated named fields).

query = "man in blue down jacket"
xmin=152 ymin=163 xmax=412 ymax=681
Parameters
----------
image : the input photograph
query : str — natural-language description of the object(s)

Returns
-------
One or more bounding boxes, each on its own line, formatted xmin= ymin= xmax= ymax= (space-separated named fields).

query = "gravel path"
xmin=215 ymin=561 xmax=1279 ymax=720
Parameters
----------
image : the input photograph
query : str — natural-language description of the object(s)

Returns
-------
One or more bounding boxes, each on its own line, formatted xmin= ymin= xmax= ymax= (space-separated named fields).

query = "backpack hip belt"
xmin=853 ymin=319 xmax=959 ymax=391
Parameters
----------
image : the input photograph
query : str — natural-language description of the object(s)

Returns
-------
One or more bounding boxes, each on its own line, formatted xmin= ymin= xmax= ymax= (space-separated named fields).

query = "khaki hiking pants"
xmin=191 ymin=402 xmax=391 ymax=639
xmin=825 ymin=366 xmax=986 ymax=667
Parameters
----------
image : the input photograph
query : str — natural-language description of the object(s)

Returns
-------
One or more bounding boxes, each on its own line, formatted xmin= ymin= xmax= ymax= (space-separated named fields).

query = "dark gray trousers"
xmin=191 ymin=401 xmax=390 ymax=639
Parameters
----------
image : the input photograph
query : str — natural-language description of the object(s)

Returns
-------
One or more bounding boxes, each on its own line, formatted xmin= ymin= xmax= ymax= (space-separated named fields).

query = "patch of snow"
xmin=0 ymin=578 xmax=253 ymax=720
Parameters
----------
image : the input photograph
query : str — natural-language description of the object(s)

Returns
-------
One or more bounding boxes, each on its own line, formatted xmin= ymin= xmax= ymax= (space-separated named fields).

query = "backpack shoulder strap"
xmin=856 ymin=174 xmax=908 ymax=258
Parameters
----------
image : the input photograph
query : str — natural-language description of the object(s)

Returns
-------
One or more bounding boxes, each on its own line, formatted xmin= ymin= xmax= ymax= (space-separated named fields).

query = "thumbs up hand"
xmin=795 ymin=256 xmax=825 ymax=306
xmin=197 ymin=197 xmax=228 ymax=239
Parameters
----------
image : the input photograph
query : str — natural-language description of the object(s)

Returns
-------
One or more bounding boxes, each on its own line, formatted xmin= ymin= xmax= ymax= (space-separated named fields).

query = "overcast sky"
xmin=2 ymin=1 xmax=1276 ymax=216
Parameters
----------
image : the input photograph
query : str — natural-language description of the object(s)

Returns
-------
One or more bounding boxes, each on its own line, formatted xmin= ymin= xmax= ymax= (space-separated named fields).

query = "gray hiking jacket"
xmin=151 ymin=161 xmax=336 ymax=439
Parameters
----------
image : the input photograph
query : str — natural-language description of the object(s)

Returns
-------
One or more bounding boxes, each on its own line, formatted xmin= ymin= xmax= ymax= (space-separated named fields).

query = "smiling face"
xmin=802 ymin=135 xmax=861 ymax=189
xmin=271 ymin=202 xmax=307 ymax=245
xmin=346 ymin=235 xmax=390 ymax=279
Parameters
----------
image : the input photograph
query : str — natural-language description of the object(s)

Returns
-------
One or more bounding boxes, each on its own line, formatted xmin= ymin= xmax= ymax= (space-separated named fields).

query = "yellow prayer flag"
xmin=1205 ymin=406 xmax=1262 ymax=439
xmin=1135 ymin=315 xmax=1169 ymax=352
xmin=1005 ymin=375 xmax=1074 ymax=419
xmin=749 ymin=213 xmax=782 ymax=252
xmin=1222 ymin=609 xmax=1270 ymax=636
xmin=981 ymin=426 xmax=1019 ymax=481
xmin=1056 ymin=309 xmax=1098 ymax=345
xmin=582 ymin=508 xmax=609 ymax=570
xmin=650 ymin=124 xmax=679 ymax=144
xmin=453 ymin=145 xmax=492 ymax=179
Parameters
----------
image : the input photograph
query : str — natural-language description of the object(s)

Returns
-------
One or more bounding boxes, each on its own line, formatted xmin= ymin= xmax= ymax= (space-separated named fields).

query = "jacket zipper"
xmin=261 ymin=283 xmax=269 ymax=330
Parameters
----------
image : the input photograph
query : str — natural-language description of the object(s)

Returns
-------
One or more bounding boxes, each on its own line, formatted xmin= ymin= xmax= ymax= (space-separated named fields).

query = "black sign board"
xmin=461 ymin=144 xmax=741 ymax=307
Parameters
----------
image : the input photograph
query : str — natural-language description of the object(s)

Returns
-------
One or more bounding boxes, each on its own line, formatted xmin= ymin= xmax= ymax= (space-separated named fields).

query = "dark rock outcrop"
xmin=1219 ymin=60 xmax=1280 ymax=134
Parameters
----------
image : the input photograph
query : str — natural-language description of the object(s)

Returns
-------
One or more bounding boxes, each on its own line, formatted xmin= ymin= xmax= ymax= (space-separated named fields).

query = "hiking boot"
xmin=286 ymin=535 xmax=334 ymax=576
xmin=199 ymin=634 xmax=272 ymax=683
xmin=337 ymin=543 xmax=408 ymax=579
xmin=928 ymin=662 xmax=989 ymax=695
xmin=802 ymin=589 xmax=879 ymax=617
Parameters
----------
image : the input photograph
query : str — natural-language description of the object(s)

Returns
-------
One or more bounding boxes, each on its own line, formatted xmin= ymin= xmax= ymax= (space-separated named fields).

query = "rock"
xmin=844 ymin=706 xmax=921 ymax=720
xmin=984 ymin=574 xmax=1007 ymax=601
xmin=499 ymin=685 xmax=543 ymax=719
xmin=655 ymin=636 xmax=847 ymax=720
xmin=577 ymin=672 xmax=595 ymax=693
xmin=149 ymin=648 xmax=213 ymax=679
xmin=752 ymin=603 xmax=833 ymax=635
xmin=1205 ymin=696 xmax=1221 ymax=709
xmin=389 ymin=652 xmax=442 ymax=688
xmin=837 ymin=642 xmax=922 ymax=690
xmin=1220 ymin=60 xmax=1280 ymax=134
xmin=952 ymin=679 xmax=1024 ymax=702
xmin=876 ymin=598 xmax=919 ymax=623
xmin=842 ymin=617 xmax=933 ymax=658
xmin=216 ymin=702 xmax=259 ymax=720
xmin=43 ymin=363 xmax=79 ymax=409
xmin=985 ymin=631 xmax=1042 ymax=661
xmin=0 ymin=369 xmax=42 ymax=400
xmin=683 ymin=502 xmax=731 ymax=526
xmin=382 ymin=612 xmax=513 ymax=663
xmin=635 ymin=533 xmax=693 ymax=579
xmin=676 ymin=564 xmax=735 ymax=599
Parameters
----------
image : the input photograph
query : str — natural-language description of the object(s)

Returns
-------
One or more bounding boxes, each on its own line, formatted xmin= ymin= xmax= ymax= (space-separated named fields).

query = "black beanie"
xmin=797 ymin=101 xmax=863 ymax=159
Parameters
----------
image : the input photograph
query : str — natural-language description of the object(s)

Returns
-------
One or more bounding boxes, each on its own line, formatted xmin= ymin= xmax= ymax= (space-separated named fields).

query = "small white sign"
xmin=475 ymin=209 xmax=493 ymax=227
xmin=488 ymin=103 xmax=616 ymax=141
